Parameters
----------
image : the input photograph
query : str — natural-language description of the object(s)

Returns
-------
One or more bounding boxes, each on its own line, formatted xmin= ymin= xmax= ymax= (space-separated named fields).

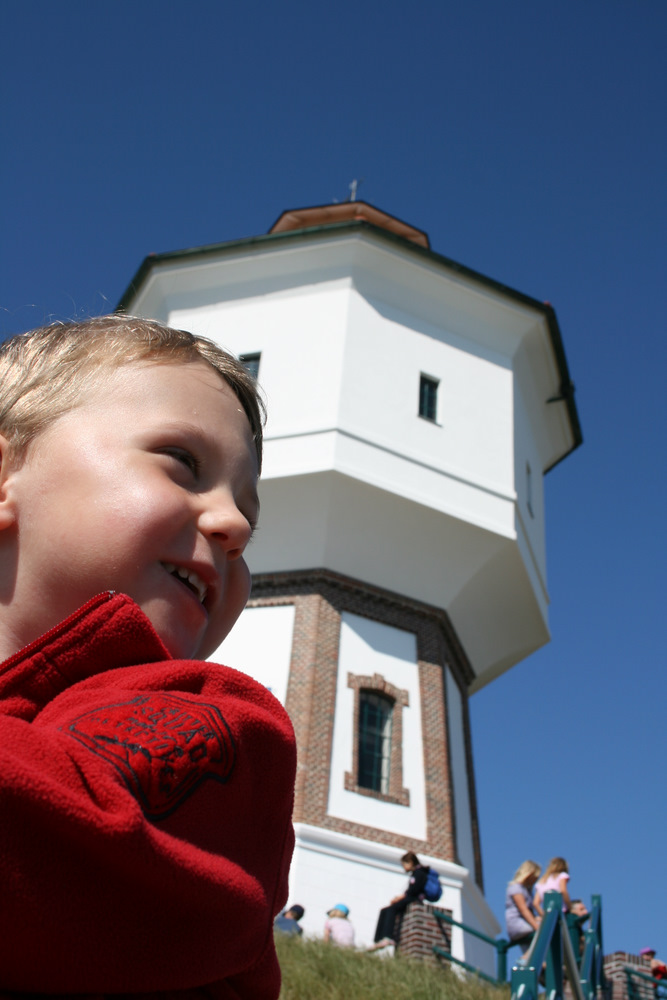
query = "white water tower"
xmin=119 ymin=201 xmax=581 ymax=971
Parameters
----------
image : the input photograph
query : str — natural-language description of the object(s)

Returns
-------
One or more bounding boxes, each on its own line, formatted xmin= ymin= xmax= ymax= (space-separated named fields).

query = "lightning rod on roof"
xmin=347 ymin=178 xmax=364 ymax=202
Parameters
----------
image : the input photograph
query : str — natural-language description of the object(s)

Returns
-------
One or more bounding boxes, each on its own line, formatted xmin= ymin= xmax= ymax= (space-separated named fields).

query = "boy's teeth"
xmin=163 ymin=562 xmax=207 ymax=603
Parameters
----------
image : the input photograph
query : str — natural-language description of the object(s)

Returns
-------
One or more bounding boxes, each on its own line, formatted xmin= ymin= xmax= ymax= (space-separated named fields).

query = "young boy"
xmin=0 ymin=316 xmax=296 ymax=998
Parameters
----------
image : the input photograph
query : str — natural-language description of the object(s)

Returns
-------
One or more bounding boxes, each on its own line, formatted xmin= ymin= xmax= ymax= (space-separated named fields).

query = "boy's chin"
xmin=141 ymin=598 xmax=237 ymax=662
xmin=138 ymin=596 xmax=211 ymax=661
xmin=151 ymin=621 xmax=206 ymax=661
xmin=157 ymin=623 xmax=228 ymax=662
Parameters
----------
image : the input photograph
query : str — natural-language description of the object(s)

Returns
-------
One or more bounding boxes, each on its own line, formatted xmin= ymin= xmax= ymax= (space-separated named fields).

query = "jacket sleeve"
xmin=406 ymin=865 xmax=429 ymax=900
xmin=0 ymin=656 xmax=296 ymax=996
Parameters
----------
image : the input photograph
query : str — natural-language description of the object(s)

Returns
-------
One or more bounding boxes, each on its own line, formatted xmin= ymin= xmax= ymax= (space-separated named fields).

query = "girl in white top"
xmin=534 ymin=856 xmax=571 ymax=915
xmin=324 ymin=905 xmax=355 ymax=947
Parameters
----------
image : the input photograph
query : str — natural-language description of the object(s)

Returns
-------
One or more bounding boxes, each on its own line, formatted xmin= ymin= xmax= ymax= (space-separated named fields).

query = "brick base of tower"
xmin=247 ymin=567 xmax=482 ymax=879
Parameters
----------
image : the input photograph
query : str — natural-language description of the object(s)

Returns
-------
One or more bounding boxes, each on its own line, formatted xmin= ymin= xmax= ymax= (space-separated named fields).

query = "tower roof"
xmin=269 ymin=201 xmax=430 ymax=249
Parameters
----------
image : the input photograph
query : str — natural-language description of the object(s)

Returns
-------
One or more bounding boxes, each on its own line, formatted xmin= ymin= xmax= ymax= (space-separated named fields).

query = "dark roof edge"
xmin=542 ymin=302 xmax=583 ymax=469
xmin=116 ymin=220 xmax=583 ymax=464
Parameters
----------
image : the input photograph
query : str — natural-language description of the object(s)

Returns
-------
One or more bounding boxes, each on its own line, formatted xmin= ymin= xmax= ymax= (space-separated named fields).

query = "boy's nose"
xmin=198 ymin=493 xmax=252 ymax=559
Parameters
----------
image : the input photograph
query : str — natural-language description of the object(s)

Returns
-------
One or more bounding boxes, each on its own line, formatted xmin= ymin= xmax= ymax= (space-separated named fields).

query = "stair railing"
xmin=431 ymin=907 xmax=512 ymax=984
xmin=511 ymin=892 xmax=609 ymax=1000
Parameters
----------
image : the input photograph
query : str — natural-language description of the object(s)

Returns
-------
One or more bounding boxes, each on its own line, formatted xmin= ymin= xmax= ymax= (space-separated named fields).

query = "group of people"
xmin=506 ymin=856 xmax=591 ymax=957
xmin=507 ymin=857 xmax=667 ymax=987
xmin=281 ymin=853 xmax=663 ymax=972
xmin=277 ymin=850 xmax=435 ymax=954
xmin=275 ymin=903 xmax=356 ymax=947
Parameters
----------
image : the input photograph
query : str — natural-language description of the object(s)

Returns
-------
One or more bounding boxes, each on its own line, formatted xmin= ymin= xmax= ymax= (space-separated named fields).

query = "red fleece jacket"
xmin=0 ymin=592 xmax=296 ymax=998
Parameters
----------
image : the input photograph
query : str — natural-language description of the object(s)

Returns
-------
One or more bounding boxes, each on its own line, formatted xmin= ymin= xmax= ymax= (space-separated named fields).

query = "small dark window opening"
xmin=239 ymin=352 xmax=261 ymax=380
xmin=419 ymin=374 xmax=439 ymax=422
xmin=358 ymin=691 xmax=393 ymax=794
xmin=526 ymin=462 xmax=534 ymax=518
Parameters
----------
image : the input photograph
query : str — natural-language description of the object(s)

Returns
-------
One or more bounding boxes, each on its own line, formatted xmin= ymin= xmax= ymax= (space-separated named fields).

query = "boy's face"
xmin=0 ymin=361 xmax=259 ymax=661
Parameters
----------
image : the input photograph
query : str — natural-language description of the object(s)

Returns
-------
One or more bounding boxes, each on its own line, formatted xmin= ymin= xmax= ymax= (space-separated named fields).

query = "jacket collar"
xmin=1 ymin=592 xmax=171 ymax=685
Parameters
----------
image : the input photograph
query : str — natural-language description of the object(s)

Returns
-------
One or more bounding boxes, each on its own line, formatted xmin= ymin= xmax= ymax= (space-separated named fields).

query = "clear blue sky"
xmin=2 ymin=0 xmax=665 ymax=958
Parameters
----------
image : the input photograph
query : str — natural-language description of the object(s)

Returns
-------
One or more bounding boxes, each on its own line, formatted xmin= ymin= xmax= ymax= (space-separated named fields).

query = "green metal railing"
xmin=431 ymin=906 xmax=513 ymax=984
xmin=430 ymin=892 xmax=607 ymax=997
xmin=510 ymin=892 xmax=609 ymax=1000
xmin=625 ymin=965 xmax=667 ymax=1000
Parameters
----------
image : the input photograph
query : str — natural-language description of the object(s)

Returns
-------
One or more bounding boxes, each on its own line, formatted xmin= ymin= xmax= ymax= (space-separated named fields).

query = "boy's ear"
xmin=0 ymin=435 xmax=18 ymax=531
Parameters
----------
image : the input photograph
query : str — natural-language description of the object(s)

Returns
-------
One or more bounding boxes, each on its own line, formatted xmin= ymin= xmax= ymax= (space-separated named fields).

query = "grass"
xmin=276 ymin=933 xmax=510 ymax=1000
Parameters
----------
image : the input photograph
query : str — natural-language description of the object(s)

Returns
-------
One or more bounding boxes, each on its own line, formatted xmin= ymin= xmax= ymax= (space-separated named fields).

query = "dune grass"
xmin=276 ymin=933 xmax=509 ymax=1000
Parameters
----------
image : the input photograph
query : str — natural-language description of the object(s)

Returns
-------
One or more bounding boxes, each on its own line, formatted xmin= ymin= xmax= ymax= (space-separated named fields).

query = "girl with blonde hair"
xmin=505 ymin=860 xmax=541 ymax=956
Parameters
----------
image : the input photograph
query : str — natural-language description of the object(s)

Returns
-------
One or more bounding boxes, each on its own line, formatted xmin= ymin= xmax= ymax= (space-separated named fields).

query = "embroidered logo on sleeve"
xmin=63 ymin=693 xmax=236 ymax=820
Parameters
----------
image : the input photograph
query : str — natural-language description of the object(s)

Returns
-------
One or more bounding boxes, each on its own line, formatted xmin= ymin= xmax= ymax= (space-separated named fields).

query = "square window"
xmin=419 ymin=374 xmax=439 ymax=422
xmin=239 ymin=352 xmax=261 ymax=380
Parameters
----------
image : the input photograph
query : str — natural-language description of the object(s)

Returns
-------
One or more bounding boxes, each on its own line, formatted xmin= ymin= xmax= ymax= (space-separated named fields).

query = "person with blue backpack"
xmin=369 ymin=851 xmax=442 ymax=950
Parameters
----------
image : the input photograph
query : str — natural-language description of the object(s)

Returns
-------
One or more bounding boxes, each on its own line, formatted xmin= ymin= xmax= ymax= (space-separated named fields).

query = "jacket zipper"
xmin=0 ymin=591 xmax=117 ymax=671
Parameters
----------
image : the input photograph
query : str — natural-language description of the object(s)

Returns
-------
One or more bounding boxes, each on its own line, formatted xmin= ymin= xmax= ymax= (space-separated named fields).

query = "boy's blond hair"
xmin=0 ymin=315 xmax=265 ymax=468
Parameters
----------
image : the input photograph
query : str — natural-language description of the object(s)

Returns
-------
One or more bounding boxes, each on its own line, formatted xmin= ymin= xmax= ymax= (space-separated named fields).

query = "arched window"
xmin=358 ymin=691 xmax=394 ymax=794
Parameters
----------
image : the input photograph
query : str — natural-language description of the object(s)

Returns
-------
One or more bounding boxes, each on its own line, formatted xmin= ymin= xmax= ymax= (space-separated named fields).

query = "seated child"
xmin=505 ymin=860 xmax=542 ymax=958
xmin=369 ymin=851 xmax=428 ymax=950
xmin=274 ymin=904 xmax=305 ymax=936
xmin=0 ymin=316 xmax=297 ymax=998
xmin=324 ymin=904 xmax=355 ymax=947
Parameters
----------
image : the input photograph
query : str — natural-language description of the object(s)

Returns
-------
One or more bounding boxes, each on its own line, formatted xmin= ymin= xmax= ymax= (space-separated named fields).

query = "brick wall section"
xmin=283 ymin=592 xmax=339 ymax=824
xmin=397 ymin=902 xmax=452 ymax=966
xmin=417 ymin=624 xmax=458 ymax=881
xmin=248 ymin=568 xmax=484 ymax=888
xmin=604 ymin=953 xmax=654 ymax=1000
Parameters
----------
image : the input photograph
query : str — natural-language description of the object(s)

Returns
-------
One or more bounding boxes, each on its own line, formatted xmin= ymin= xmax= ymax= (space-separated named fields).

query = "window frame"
xmin=345 ymin=672 xmax=410 ymax=806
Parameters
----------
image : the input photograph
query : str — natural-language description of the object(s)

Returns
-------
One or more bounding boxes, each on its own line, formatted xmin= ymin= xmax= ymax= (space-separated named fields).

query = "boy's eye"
xmin=160 ymin=447 xmax=201 ymax=477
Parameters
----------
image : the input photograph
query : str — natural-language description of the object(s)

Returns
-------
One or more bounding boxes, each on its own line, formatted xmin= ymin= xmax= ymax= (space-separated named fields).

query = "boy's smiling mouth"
xmin=161 ymin=562 xmax=209 ymax=605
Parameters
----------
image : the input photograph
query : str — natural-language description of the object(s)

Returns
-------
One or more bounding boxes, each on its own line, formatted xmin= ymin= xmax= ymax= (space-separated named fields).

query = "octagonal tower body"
xmin=119 ymin=203 xmax=580 ymax=969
